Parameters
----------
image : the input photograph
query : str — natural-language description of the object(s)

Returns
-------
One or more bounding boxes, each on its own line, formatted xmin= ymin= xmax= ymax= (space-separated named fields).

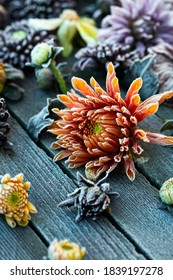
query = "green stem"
xmin=49 ymin=60 xmax=67 ymax=94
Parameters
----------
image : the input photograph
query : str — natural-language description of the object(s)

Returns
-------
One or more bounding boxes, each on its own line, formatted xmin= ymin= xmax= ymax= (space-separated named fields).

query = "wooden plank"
xmin=0 ymin=117 xmax=144 ymax=260
xmin=0 ymin=222 xmax=47 ymax=260
xmin=134 ymin=114 xmax=173 ymax=187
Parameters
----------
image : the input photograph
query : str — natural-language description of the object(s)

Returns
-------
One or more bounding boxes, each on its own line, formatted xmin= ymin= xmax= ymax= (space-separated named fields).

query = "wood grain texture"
xmin=0 ymin=117 xmax=144 ymax=260
xmin=0 ymin=221 xmax=47 ymax=260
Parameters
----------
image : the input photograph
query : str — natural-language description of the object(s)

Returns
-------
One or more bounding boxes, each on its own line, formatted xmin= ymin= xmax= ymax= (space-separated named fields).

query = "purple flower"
xmin=149 ymin=43 xmax=173 ymax=106
xmin=99 ymin=0 xmax=173 ymax=56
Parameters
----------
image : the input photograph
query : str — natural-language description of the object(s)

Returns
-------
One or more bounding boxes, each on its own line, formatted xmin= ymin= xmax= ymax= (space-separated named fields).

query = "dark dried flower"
xmin=74 ymin=43 xmax=139 ymax=71
xmin=0 ymin=20 xmax=55 ymax=69
xmin=0 ymin=98 xmax=10 ymax=146
xmin=149 ymin=43 xmax=173 ymax=105
xmin=7 ymin=0 xmax=76 ymax=21
xmin=99 ymin=0 xmax=173 ymax=56
xmin=58 ymin=172 xmax=119 ymax=222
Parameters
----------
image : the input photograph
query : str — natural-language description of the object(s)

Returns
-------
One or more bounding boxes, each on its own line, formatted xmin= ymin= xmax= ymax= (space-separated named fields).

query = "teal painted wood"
xmin=5 ymin=74 xmax=173 ymax=259
xmin=0 ymin=117 xmax=144 ymax=260
xmin=0 ymin=221 xmax=47 ymax=260
xmin=134 ymin=114 xmax=173 ymax=187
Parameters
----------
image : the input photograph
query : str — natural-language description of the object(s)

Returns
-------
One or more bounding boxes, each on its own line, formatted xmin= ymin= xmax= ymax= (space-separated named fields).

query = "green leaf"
xmin=125 ymin=55 xmax=159 ymax=100
xmin=27 ymin=98 xmax=63 ymax=141
xmin=160 ymin=120 xmax=173 ymax=132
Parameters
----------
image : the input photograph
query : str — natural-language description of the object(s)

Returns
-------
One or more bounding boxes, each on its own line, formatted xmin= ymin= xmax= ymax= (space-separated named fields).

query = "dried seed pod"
xmin=58 ymin=172 xmax=119 ymax=222
xmin=48 ymin=239 xmax=85 ymax=260
xmin=0 ymin=173 xmax=37 ymax=227
xmin=0 ymin=98 xmax=10 ymax=146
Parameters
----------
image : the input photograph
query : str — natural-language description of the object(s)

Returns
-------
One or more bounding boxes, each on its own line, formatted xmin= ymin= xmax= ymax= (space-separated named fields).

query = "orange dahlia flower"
xmin=49 ymin=62 xmax=173 ymax=181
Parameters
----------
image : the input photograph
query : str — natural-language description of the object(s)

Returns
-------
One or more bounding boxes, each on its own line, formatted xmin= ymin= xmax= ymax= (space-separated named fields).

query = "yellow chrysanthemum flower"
xmin=0 ymin=173 xmax=37 ymax=228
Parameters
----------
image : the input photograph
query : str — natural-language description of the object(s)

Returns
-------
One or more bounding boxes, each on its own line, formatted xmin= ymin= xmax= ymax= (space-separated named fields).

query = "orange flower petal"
xmin=136 ymin=91 xmax=173 ymax=120
xmin=134 ymin=103 xmax=159 ymax=122
xmin=145 ymin=132 xmax=173 ymax=145
xmin=123 ymin=154 xmax=135 ymax=181
xmin=106 ymin=63 xmax=119 ymax=96
xmin=90 ymin=77 xmax=107 ymax=96
xmin=72 ymin=77 xmax=98 ymax=98
xmin=125 ymin=78 xmax=142 ymax=109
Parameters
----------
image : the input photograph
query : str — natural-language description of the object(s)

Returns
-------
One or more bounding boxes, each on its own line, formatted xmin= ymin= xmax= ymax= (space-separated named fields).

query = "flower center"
xmin=12 ymin=30 xmax=27 ymax=40
xmin=132 ymin=15 xmax=159 ymax=42
xmin=60 ymin=9 xmax=79 ymax=21
xmin=83 ymin=112 xmax=123 ymax=154
xmin=84 ymin=121 xmax=102 ymax=136
xmin=62 ymin=245 xmax=73 ymax=251
xmin=7 ymin=192 xmax=20 ymax=207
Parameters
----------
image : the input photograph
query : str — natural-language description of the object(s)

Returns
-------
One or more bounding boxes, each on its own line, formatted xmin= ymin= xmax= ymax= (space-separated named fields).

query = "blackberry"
xmin=0 ymin=20 xmax=55 ymax=69
xmin=8 ymin=0 xmax=76 ymax=20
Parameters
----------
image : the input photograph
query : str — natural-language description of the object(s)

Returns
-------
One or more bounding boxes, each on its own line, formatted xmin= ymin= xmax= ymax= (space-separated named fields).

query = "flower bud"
xmin=36 ymin=68 xmax=54 ymax=89
xmin=159 ymin=178 xmax=173 ymax=205
xmin=31 ymin=43 xmax=52 ymax=67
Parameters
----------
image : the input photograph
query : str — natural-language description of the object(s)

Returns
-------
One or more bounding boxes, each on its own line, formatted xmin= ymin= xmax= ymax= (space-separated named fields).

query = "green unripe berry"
xmin=31 ymin=43 xmax=52 ymax=67
xmin=159 ymin=178 xmax=173 ymax=205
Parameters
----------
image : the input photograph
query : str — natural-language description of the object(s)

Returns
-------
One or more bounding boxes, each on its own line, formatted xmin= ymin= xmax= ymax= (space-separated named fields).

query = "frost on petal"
xmin=146 ymin=132 xmax=173 ymax=145
xmin=50 ymin=61 xmax=173 ymax=182
xmin=72 ymin=77 xmax=98 ymax=98
xmin=123 ymin=154 xmax=135 ymax=181
xmin=125 ymin=78 xmax=142 ymax=111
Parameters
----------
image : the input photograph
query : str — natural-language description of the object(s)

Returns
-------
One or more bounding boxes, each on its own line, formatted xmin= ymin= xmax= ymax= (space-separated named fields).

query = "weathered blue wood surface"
xmin=0 ymin=117 xmax=144 ymax=260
